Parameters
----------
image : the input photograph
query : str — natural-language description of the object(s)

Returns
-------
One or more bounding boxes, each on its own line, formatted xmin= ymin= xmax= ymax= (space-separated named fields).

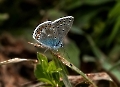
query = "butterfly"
xmin=33 ymin=16 xmax=74 ymax=50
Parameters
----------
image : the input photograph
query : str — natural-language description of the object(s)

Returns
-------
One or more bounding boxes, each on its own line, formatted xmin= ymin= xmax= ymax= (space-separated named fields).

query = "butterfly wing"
xmin=33 ymin=21 xmax=55 ymax=49
xmin=52 ymin=16 xmax=74 ymax=42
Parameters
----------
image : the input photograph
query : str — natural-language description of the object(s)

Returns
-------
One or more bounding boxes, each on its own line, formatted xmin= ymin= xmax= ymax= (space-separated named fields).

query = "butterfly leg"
xmin=28 ymin=42 xmax=44 ymax=48
xmin=44 ymin=48 xmax=49 ymax=53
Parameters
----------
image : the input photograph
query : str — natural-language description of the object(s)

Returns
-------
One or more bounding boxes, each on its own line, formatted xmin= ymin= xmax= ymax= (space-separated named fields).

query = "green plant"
xmin=34 ymin=52 xmax=63 ymax=87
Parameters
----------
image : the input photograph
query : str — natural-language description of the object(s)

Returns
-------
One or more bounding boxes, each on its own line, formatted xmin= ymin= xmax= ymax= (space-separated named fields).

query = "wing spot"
xmin=35 ymin=35 xmax=39 ymax=40
xmin=55 ymin=40 xmax=61 ymax=46
xmin=60 ymin=24 xmax=62 ymax=26
xmin=57 ymin=26 xmax=59 ymax=28
xmin=36 ymin=30 xmax=40 ymax=34
xmin=69 ymin=20 xmax=71 ymax=22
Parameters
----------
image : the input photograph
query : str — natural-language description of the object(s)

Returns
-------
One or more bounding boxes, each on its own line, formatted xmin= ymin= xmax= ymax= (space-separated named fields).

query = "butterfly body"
xmin=33 ymin=16 xmax=74 ymax=50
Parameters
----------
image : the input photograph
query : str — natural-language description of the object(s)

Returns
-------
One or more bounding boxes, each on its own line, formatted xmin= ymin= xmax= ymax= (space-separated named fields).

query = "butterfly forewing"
xmin=52 ymin=16 xmax=74 ymax=41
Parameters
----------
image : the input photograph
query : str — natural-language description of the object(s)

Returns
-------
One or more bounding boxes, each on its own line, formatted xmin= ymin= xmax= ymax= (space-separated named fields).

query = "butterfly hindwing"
xmin=33 ymin=21 xmax=54 ymax=48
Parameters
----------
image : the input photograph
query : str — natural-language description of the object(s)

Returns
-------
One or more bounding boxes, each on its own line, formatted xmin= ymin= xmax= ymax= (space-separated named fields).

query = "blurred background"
xmin=0 ymin=0 xmax=120 ymax=87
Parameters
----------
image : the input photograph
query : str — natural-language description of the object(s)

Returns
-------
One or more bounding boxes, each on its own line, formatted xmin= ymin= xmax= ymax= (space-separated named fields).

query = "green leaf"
xmin=51 ymin=71 xmax=61 ymax=84
xmin=37 ymin=52 xmax=48 ymax=70
xmin=47 ymin=61 xmax=57 ymax=71
xmin=83 ymin=0 xmax=111 ymax=5
xmin=109 ymin=2 xmax=120 ymax=18
xmin=39 ymin=78 xmax=53 ymax=85
xmin=48 ymin=60 xmax=62 ymax=71
xmin=34 ymin=64 xmax=46 ymax=79
xmin=35 ymin=52 xmax=63 ymax=86
xmin=35 ymin=53 xmax=51 ymax=81
xmin=107 ymin=16 xmax=120 ymax=46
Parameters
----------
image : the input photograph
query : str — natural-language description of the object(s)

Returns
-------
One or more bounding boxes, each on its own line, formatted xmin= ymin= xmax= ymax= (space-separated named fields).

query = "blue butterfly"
xmin=33 ymin=16 xmax=74 ymax=50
